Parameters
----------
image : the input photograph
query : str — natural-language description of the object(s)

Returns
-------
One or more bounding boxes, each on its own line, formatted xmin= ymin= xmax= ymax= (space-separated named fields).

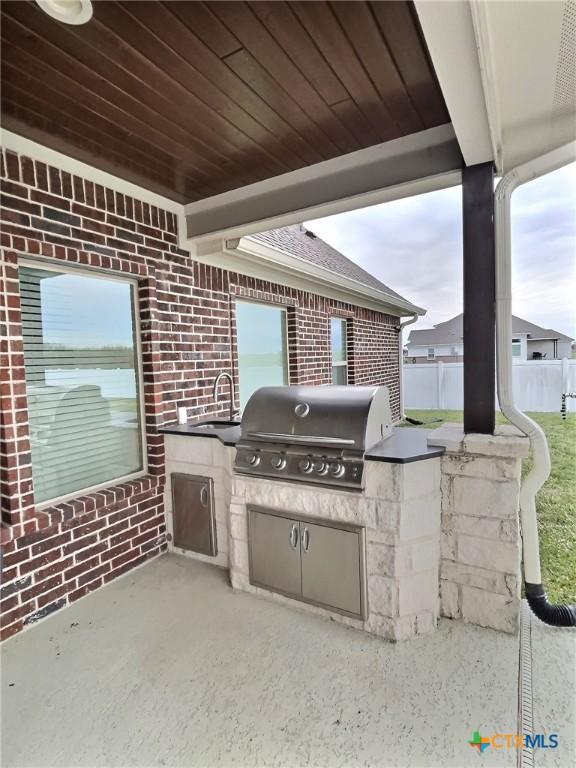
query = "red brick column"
xmin=0 ymin=250 xmax=34 ymax=529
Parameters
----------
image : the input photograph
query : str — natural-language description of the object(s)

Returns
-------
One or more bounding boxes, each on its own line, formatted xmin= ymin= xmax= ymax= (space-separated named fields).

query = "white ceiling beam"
xmin=414 ymin=1 xmax=496 ymax=169
xmin=183 ymin=125 xmax=461 ymax=244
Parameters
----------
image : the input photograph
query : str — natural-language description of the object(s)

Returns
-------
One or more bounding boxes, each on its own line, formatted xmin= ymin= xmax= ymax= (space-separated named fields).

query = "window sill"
xmin=35 ymin=470 xmax=150 ymax=512
xmin=1 ymin=474 xmax=164 ymax=544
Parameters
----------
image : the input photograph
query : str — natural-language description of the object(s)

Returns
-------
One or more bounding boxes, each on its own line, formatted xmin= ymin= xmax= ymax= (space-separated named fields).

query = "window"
xmin=19 ymin=263 xmax=144 ymax=504
xmin=427 ymin=347 xmax=435 ymax=360
xmin=451 ymin=346 xmax=458 ymax=356
xmin=512 ymin=339 xmax=522 ymax=358
xmin=331 ymin=318 xmax=348 ymax=384
xmin=236 ymin=301 xmax=288 ymax=410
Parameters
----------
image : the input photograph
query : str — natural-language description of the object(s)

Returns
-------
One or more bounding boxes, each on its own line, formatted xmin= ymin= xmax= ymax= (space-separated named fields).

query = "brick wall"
xmin=1 ymin=148 xmax=400 ymax=641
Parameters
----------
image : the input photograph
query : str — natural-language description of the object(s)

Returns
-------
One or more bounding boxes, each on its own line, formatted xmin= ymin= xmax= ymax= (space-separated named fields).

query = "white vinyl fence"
xmin=403 ymin=358 xmax=576 ymax=413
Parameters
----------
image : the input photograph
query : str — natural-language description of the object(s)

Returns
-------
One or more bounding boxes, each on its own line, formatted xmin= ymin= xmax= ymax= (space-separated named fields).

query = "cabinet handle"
xmin=302 ymin=526 xmax=310 ymax=553
xmin=289 ymin=523 xmax=299 ymax=549
xmin=200 ymin=486 xmax=208 ymax=506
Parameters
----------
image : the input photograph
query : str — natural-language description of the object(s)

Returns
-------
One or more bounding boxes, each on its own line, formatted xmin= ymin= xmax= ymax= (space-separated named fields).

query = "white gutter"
xmin=495 ymin=140 xmax=576 ymax=626
xmin=398 ymin=314 xmax=419 ymax=419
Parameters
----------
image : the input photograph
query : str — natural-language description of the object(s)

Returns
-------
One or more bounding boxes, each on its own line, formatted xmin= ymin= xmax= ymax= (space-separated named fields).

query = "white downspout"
xmin=398 ymin=314 xmax=418 ymax=420
xmin=495 ymin=141 xmax=576 ymax=626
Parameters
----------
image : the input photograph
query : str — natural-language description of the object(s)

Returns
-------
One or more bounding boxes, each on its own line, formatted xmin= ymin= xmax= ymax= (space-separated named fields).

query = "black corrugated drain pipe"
xmin=524 ymin=584 xmax=576 ymax=627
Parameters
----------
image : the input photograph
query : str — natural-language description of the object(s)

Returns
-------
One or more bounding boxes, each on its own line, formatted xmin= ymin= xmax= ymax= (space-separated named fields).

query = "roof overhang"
xmin=184 ymin=0 xmax=576 ymax=247
xmin=527 ymin=336 xmax=572 ymax=342
xmin=3 ymin=0 xmax=574 ymax=312
xmin=414 ymin=0 xmax=495 ymax=167
xmin=194 ymin=235 xmax=425 ymax=318
xmin=415 ymin=0 xmax=576 ymax=172
xmin=183 ymin=124 xmax=462 ymax=245
xmin=4 ymin=1 xmax=574 ymax=212
xmin=1 ymin=1 xmax=451 ymax=204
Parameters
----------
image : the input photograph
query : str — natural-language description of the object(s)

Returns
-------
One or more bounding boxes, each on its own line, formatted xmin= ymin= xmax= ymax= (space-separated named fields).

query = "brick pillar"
xmin=0 ymin=250 xmax=35 ymax=527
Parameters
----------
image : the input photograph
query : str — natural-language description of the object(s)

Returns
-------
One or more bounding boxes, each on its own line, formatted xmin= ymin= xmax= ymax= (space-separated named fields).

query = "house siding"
xmin=405 ymin=343 xmax=464 ymax=364
xmin=517 ymin=337 xmax=573 ymax=362
xmin=0 ymin=148 xmax=400 ymax=640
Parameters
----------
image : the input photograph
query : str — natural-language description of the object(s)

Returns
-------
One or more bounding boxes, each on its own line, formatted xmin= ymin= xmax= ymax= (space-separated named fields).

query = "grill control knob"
xmin=298 ymin=457 xmax=314 ymax=474
xmin=313 ymin=459 xmax=328 ymax=476
xmin=246 ymin=452 xmax=260 ymax=467
xmin=329 ymin=461 xmax=345 ymax=478
xmin=270 ymin=453 xmax=287 ymax=470
xmin=294 ymin=402 xmax=310 ymax=418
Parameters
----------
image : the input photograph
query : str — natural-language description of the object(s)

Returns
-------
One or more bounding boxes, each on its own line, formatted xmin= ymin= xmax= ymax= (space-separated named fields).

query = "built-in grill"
xmin=234 ymin=385 xmax=393 ymax=489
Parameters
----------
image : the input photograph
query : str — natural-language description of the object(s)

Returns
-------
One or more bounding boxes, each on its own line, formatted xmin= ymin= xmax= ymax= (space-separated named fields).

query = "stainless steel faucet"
xmin=212 ymin=371 xmax=238 ymax=420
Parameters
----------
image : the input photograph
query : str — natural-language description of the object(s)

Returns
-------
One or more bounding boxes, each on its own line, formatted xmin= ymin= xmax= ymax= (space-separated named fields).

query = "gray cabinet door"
xmin=172 ymin=474 xmax=217 ymax=556
xmin=249 ymin=510 xmax=302 ymax=598
xmin=300 ymin=522 xmax=363 ymax=618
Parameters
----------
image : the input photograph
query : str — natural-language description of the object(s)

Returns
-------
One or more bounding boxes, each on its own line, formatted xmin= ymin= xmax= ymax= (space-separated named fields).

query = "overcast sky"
xmin=305 ymin=162 xmax=575 ymax=339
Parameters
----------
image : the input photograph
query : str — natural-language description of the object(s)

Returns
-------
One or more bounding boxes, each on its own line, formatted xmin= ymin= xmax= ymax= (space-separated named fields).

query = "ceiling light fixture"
xmin=35 ymin=0 xmax=93 ymax=25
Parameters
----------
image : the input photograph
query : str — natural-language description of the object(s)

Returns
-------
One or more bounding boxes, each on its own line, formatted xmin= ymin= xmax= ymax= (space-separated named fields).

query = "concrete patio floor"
xmin=528 ymin=608 xmax=576 ymax=768
xmin=1 ymin=554 xmax=573 ymax=768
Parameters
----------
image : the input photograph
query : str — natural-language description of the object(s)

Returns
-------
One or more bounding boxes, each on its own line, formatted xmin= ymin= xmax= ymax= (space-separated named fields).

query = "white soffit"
xmin=483 ymin=0 xmax=576 ymax=171
xmin=414 ymin=1 xmax=495 ymax=168
xmin=183 ymin=124 xmax=462 ymax=244
xmin=416 ymin=0 xmax=576 ymax=173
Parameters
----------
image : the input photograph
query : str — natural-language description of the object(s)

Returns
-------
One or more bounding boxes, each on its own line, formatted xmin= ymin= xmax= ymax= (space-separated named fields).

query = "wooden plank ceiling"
xmin=1 ymin=1 xmax=449 ymax=203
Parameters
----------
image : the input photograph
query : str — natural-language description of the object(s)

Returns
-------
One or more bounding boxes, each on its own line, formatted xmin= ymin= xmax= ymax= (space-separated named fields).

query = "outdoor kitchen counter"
xmin=159 ymin=421 xmax=241 ymax=447
xmin=158 ymin=423 xmax=443 ymax=463
xmin=365 ymin=427 xmax=444 ymax=463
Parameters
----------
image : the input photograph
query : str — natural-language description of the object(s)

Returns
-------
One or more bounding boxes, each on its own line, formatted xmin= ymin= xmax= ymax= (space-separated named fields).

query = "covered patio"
xmin=3 ymin=554 xmax=573 ymax=768
xmin=3 ymin=0 xmax=573 ymax=439
xmin=1 ymin=1 xmax=575 ymax=766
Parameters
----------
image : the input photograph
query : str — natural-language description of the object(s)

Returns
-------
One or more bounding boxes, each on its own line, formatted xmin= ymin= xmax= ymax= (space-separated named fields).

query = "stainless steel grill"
xmin=234 ymin=385 xmax=393 ymax=489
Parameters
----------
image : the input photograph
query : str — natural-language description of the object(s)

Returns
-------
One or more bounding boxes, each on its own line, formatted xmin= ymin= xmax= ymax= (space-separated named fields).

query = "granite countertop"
xmin=158 ymin=420 xmax=241 ymax=447
xmin=365 ymin=428 xmax=444 ymax=463
xmin=158 ymin=422 xmax=444 ymax=463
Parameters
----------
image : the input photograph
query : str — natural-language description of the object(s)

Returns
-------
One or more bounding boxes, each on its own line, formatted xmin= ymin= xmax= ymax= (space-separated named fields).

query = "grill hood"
xmin=240 ymin=385 xmax=393 ymax=452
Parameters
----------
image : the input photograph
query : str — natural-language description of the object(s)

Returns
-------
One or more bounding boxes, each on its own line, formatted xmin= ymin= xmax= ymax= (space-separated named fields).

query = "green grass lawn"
xmin=403 ymin=410 xmax=576 ymax=604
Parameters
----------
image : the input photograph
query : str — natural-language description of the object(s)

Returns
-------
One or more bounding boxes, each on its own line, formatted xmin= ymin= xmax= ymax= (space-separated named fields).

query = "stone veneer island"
xmin=161 ymin=423 xmax=528 ymax=641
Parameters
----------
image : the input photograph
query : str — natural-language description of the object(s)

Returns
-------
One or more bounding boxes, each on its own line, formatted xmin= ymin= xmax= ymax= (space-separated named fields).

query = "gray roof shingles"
xmin=249 ymin=224 xmax=409 ymax=303
xmin=408 ymin=313 xmax=573 ymax=344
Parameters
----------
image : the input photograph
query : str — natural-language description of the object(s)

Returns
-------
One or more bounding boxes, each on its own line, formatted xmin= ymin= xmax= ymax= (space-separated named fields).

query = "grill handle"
xmin=246 ymin=431 xmax=355 ymax=446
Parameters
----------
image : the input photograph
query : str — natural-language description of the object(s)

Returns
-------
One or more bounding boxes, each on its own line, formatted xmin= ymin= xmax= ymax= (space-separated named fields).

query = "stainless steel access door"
xmin=300 ymin=522 xmax=364 ymax=618
xmin=171 ymin=473 xmax=217 ymax=556
xmin=249 ymin=509 xmax=302 ymax=598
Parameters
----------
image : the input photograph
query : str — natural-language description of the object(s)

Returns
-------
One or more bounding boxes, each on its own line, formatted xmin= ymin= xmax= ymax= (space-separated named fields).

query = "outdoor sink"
xmin=194 ymin=420 xmax=240 ymax=431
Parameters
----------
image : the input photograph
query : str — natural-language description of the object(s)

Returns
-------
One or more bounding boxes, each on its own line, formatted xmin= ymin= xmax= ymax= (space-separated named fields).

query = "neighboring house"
xmin=406 ymin=313 xmax=573 ymax=363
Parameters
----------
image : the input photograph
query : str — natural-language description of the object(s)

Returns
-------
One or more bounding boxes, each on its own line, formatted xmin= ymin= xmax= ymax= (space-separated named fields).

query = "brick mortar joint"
xmin=2 ymin=475 xmax=164 ymax=543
